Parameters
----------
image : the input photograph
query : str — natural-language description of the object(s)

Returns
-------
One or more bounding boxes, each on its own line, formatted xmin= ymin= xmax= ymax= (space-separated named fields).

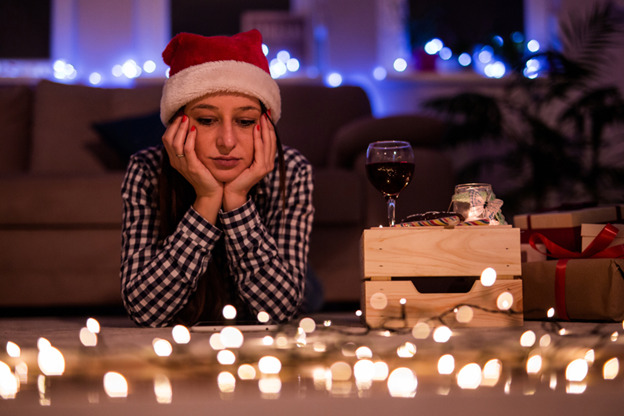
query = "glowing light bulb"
xmin=373 ymin=66 xmax=387 ymax=80
xmin=6 ymin=342 xmax=20 ymax=358
xmin=370 ymin=292 xmax=388 ymax=310
xmin=258 ymin=356 xmax=282 ymax=375
xmin=152 ymin=338 xmax=172 ymax=357
xmin=299 ymin=317 xmax=316 ymax=333
xmin=424 ymin=38 xmax=443 ymax=55
xmin=439 ymin=47 xmax=452 ymax=60
xmin=373 ymin=361 xmax=389 ymax=381
xmin=220 ymin=326 xmax=244 ymax=349
xmin=566 ymin=359 xmax=588 ymax=382
xmin=222 ymin=305 xmax=237 ymax=320
xmin=438 ymin=354 xmax=455 ymax=375
xmin=37 ymin=343 xmax=65 ymax=376
xmin=457 ymin=363 xmax=482 ymax=389
xmin=412 ymin=321 xmax=431 ymax=339
xmin=154 ymin=374 xmax=172 ymax=404
xmin=217 ymin=350 xmax=236 ymax=365
xmin=79 ymin=327 xmax=98 ymax=347
xmin=286 ymin=58 xmax=300 ymax=72
xmin=217 ymin=371 xmax=236 ymax=393
xmin=458 ymin=53 xmax=472 ymax=67
xmin=258 ymin=377 xmax=282 ymax=395
xmin=238 ymin=364 xmax=256 ymax=380
xmin=356 ymin=346 xmax=373 ymax=359
xmin=103 ymin=372 xmax=128 ymax=398
xmin=88 ymin=72 xmax=102 ymax=85
xmin=497 ymin=292 xmax=514 ymax=310
xmin=603 ymin=358 xmax=619 ymax=380
xmin=396 ymin=342 xmax=417 ymax=358
xmin=326 ymin=72 xmax=343 ymax=87
xmin=172 ymin=325 xmax=191 ymax=344
xmin=526 ymin=354 xmax=543 ymax=374
xmin=330 ymin=361 xmax=352 ymax=381
xmin=456 ymin=305 xmax=474 ymax=323
xmin=433 ymin=326 xmax=452 ymax=343
xmin=276 ymin=50 xmax=291 ymax=63
xmin=0 ymin=361 xmax=18 ymax=399
xmin=257 ymin=311 xmax=270 ymax=323
xmin=527 ymin=39 xmax=540 ymax=52
xmin=387 ymin=367 xmax=417 ymax=397
xmin=354 ymin=359 xmax=375 ymax=382
xmin=392 ymin=58 xmax=408 ymax=72
xmin=480 ymin=267 xmax=497 ymax=286
xmin=482 ymin=359 xmax=502 ymax=386
xmin=143 ymin=60 xmax=156 ymax=73
xmin=520 ymin=330 xmax=536 ymax=347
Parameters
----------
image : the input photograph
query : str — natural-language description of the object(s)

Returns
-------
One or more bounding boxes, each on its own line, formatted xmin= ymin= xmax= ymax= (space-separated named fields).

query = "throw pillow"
xmin=92 ymin=112 xmax=165 ymax=168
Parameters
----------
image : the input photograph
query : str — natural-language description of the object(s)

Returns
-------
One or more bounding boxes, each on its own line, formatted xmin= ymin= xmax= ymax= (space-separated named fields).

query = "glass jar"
xmin=451 ymin=183 xmax=493 ymax=221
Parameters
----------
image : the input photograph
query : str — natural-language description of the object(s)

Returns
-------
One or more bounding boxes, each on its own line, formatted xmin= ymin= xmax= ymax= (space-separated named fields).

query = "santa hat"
xmin=160 ymin=29 xmax=281 ymax=125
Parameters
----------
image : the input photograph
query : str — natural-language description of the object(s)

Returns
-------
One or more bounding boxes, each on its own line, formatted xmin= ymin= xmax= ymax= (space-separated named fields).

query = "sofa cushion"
xmin=329 ymin=114 xmax=447 ymax=168
xmin=92 ymin=111 xmax=165 ymax=168
xmin=312 ymin=168 xmax=364 ymax=225
xmin=278 ymin=83 xmax=371 ymax=167
xmin=0 ymin=173 xmax=124 ymax=225
xmin=0 ymin=85 xmax=33 ymax=173
xmin=29 ymin=80 xmax=163 ymax=174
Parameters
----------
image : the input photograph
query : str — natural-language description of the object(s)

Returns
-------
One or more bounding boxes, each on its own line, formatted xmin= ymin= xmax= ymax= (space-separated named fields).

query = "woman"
xmin=120 ymin=30 xmax=314 ymax=327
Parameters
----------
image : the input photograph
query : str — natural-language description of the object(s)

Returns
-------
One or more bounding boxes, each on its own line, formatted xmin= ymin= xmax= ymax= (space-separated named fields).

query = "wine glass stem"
xmin=387 ymin=197 xmax=396 ymax=226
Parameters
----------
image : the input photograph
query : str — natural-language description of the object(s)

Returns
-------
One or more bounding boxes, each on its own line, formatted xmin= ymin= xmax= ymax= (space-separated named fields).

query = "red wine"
xmin=366 ymin=161 xmax=414 ymax=196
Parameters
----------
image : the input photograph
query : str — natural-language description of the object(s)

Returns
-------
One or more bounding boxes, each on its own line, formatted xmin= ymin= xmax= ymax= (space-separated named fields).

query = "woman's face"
xmin=184 ymin=93 xmax=262 ymax=183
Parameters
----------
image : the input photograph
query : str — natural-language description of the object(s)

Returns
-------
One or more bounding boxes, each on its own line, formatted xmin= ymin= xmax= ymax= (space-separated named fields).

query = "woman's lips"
xmin=211 ymin=157 xmax=240 ymax=169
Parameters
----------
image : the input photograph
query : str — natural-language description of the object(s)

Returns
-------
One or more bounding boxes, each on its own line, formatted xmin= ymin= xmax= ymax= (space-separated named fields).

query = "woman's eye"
xmin=238 ymin=119 xmax=257 ymax=128
xmin=197 ymin=118 xmax=215 ymax=126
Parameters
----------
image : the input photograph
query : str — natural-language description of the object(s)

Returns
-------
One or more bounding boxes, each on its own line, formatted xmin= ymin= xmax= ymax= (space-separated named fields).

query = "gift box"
xmin=514 ymin=205 xmax=624 ymax=252
xmin=522 ymin=258 xmax=624 ymax=321
xmin=582 ymin=223 xmax=624 ymax=251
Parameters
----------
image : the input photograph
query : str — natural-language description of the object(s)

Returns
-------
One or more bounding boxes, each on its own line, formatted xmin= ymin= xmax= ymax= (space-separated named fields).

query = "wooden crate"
xmin=361 ymin=226 xmax=523 ymax=328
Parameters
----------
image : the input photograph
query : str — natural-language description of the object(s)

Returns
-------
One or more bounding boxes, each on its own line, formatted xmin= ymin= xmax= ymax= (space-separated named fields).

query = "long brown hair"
xmin=157 ymin=102 xmax=286 ymax=324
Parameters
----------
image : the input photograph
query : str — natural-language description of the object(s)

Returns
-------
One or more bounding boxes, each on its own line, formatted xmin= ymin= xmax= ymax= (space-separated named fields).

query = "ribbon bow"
xmin=468 ymin=189 xmax=503 ymax=221
xmin=528 ymin=223 xmax=624 ymax=320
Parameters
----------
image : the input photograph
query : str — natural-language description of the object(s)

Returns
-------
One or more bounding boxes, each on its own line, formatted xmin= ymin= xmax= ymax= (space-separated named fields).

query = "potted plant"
xmin=424 ymin=1 xmax=624 ymax=217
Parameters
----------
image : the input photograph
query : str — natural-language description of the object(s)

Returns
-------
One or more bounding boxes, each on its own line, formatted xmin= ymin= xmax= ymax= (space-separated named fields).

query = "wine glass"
xmin=366 ymin=141 xmax=415 ymax=226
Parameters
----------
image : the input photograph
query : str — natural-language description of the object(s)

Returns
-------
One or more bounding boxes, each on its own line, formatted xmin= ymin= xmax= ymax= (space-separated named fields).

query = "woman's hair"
xmin=157 ymin=102 xmax=286 ymax=323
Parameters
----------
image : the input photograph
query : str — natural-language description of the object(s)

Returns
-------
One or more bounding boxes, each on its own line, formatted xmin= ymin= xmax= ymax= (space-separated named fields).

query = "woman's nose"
xmin=216 ymin=123 xmax=236 ymax=151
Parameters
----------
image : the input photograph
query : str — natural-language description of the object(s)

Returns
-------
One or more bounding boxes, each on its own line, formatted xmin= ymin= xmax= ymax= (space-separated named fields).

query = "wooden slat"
xmin=363 ymin=279 xmax=523 ymax=328
xmin=362 ymin=227 xmax=521 ymax=278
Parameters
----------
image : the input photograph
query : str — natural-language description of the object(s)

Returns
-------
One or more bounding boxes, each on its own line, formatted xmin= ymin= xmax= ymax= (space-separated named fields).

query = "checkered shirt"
xmin=120 ymin=145 xmax=314 ymax=327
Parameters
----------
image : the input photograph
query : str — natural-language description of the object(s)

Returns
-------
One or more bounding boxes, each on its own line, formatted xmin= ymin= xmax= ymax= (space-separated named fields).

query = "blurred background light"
xmin=326 ymin=72 xmax=343 ymax=87
xmin=527 ymin=39 xmax=540 ymax=52
xmin=373 ymin=66 xmax=387 ymax=80
xmin=393 ymin=58 xmax=408 ymax=72
xmin=88 ymin=72 xmax=102 ymax=86
xmin=439 ymin=47 xmax=452 ymax=61
xmin=458 ymin=53 xmax=472 ymax=67
xmin=424 ymin=38 xmax=444 ymax=55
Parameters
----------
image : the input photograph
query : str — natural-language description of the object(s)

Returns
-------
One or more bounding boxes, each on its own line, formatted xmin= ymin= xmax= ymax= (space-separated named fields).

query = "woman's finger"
xmin=171 ymin=115 xmax=189 ymax=157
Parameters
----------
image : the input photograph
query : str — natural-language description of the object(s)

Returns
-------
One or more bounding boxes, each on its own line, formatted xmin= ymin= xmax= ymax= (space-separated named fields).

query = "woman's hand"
xmin=162 ymin=114 xmax=223 ymax=223
xmin=222 ymin=114 xmax=277 ymax=212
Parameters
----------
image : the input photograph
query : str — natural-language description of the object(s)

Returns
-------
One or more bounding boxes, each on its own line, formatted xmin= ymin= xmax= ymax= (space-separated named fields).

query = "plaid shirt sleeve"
xmin=120 ymin=147 xmax=222 ymax=327
xmin=220 ymin=148 xmax=314 ymax=322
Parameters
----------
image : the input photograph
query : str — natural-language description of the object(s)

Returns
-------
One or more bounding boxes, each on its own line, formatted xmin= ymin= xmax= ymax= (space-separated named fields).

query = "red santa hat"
xmin=160 ymin=29 xmax=281 ymax=124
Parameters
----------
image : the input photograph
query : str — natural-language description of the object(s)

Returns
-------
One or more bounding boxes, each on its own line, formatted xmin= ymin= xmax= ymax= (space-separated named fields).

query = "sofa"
xmin=0 ymin=79 xmax=454 ymax=312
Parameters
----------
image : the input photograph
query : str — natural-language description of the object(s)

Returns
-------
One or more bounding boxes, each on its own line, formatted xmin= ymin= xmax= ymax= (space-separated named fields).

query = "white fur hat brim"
xmin=160 ymin=60 xmax=281 ymax=125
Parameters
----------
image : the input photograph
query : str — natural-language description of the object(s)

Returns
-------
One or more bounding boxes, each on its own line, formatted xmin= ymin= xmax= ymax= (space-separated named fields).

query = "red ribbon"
xmin=528 ymin=223 xmax=624 ymax=320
